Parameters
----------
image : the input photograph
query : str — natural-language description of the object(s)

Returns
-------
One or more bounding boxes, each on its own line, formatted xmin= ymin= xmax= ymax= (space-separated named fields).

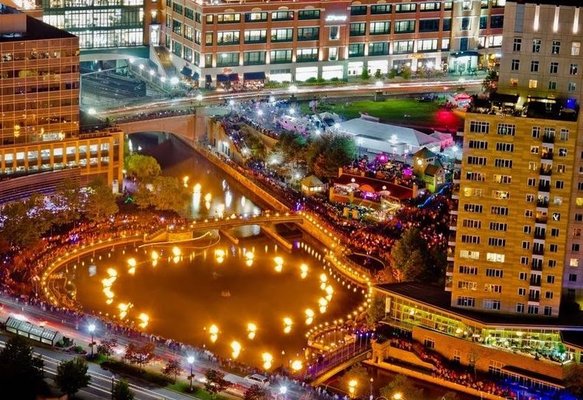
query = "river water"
xmin=71 ymin=133 xmax=362 ymax=367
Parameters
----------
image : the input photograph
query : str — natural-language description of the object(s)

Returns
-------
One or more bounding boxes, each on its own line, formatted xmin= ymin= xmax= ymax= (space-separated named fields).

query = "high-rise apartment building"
xmin=450 ymin=0 xmax=583 ymax=317
xmin=371 ymin=1 xmax=583 ymax=388
xmin=0 ymin=4 xmax=123 ymax=194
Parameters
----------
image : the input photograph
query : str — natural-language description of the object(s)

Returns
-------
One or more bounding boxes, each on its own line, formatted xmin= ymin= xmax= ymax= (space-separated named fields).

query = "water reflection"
xmin=73 ymin=241 xmax=360 ymax=366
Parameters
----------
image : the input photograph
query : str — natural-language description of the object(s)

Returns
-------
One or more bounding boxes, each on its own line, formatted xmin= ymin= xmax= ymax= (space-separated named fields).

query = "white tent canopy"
xmin=337 ymin=117 xmax=441 ymax=156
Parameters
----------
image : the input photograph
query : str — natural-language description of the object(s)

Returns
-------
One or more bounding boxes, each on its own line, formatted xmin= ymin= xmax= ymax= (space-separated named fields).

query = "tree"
xmin=482 ymin=69 xmax=498 ymax=93
xmin=162 ymin=359 xmax=182 ymax=383
xmin=244 ymin=384 xmax=269 ymax=400
xmin=389 ymin=227 xmax=434 ymax=282
xmin=96 ymin=338 xmax=117 ymax=359
xmin=55 ymin=357 xmax=91 ymax=397
xmin=53 ymin=178 xmax=82 ymax=225
xmin=112 ymin=379 xmax=135 ymax=400
xmin=123 ymin=342 xmax=155 ymax=368
xmin=307 ymin=133 xmax=357 ymax=178
xmin=84 ymin=178 xmax=119 ymax=222
xmin=0 ymin=336 xmax=47 ymax=399
xmin=147 ymin=176 xmax=191 ymax=215
xmin=366 ymin=293 xmax=386 ymax=327
xmin=125 ymin=154 xmax=161 ymax=182
xmin=379 ymin=375 xmax=423 ymax=400
xmin=276 ymin=131 xmax=308 ymax=163
xmin=0 ymin=198 xmax=47 ymax=248
xmin=204 ymin=369 xmax=230 ymax=397
xmin=565 ymin=364 xmax=583 ymax=397
xmin=360 ymin=68 xmax=370 ymax=80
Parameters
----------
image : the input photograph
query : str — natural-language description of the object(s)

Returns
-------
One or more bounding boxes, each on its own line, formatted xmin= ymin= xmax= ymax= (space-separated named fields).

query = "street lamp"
xmin=111 ymin=374 xmax=115 ymax=399
xmin=392 ymin=393 xmax=403 ymax=400
xmin=187 ymin=355 xmax=195 ymax=392
xmin=88 ymin=323 xmax=96 ymax=358
xmin=369 ymin=377 xmax=374 ymax=400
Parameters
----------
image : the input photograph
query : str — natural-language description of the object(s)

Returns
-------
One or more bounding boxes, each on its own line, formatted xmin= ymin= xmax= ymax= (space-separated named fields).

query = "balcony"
xmin=536 ymin=198 xmax=549 ymax=208
xmin=538 ymin=182 xmax=551 ymax=192
xmin=539 ymin=166 xmax=552 ymax=176
xmin=541 ymin=151 xmax=554 ymax=160
xmin=535 ymin=215 xmax=548 ymax=223
xmin=529 ymin=279 xmax=542 ymax=287
xmin=531 ymin=262 xmax=543 ymax=271
xmin=529 ymin=294 xmax=541 ymax=302
xmin=534 ymin=231 xmax=546 ymax=239
xmin=533 ymin=246 xmax=545 ymax=255
xmin=542 ymin=135 xmax=555 ymax=144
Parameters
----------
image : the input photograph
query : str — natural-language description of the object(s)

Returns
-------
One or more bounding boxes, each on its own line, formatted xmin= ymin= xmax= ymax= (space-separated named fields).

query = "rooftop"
xmin=0 ymin=12 xmax=75 ymax=42
xmin=468 ymin=93 xmax=579 ymax=122
xmin=337 ymin=117 xmax=441 ymax=148
xmin=376 ymin=282 xmax=583 ymax=330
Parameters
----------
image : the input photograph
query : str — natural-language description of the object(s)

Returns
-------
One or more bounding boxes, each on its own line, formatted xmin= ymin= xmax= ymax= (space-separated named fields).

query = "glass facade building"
xmin=41 ymin=0 xmax=145 ymax=49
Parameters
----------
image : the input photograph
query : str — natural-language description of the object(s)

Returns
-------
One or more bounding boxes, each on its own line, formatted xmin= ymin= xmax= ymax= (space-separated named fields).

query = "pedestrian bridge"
xmin=144 ymin=212 xmax=304 ymax=250
xmin=115 ymin=113 xmax=202 ymax=144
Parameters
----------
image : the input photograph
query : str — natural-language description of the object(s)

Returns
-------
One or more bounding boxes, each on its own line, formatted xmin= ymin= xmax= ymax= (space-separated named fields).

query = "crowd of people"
xmin=389 ymin=338 xmax=513 ymax=398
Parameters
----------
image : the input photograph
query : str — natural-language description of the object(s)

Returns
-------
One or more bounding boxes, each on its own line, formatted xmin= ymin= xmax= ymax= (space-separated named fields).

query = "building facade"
xmin=162 ymin=0 xmax=506 ymax=84
xmin=493 ymin=0 xmax=583 ymax=305
xmin=38 ymin=0 xmax=159 ymax=50
xmin=0 ymin=4 xmax=123 ymax=189
xmin=449 ymin=0 xmax=583 ymax=317
xmin=450 ymin=105 xmax=578 ymax=317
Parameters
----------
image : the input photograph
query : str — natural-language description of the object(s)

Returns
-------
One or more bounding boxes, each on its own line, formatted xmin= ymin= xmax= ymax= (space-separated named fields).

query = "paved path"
xmin=0 ymin=295 xmax=320 ymax=400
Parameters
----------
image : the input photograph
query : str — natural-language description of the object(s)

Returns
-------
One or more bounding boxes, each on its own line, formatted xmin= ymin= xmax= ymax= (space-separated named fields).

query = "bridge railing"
xmin=307 ymin=335 xmax=372 ymax=378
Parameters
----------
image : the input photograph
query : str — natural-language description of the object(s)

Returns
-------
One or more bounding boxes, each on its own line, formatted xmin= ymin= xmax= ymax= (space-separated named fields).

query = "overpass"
xmin=114 ymin=112 xmax=206 ymax=144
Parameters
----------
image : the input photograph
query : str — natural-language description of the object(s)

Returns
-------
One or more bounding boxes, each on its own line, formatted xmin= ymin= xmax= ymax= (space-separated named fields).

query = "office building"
xmin=39 ymin=0 xmax=157 ymax=50
xmin=0 ymin=4 xmax=123 ymax=196
xmin=162 ymin=0 xmax=506 ymax=85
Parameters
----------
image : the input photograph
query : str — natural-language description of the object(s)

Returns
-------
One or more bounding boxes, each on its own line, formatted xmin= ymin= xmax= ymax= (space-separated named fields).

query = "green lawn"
xmin=309 ymin=98 xmax=464 ymax=130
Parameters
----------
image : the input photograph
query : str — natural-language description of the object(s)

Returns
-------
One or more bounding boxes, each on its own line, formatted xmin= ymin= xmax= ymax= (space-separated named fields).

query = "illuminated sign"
xmin=325 ymin=15 xmax=347 ymax=22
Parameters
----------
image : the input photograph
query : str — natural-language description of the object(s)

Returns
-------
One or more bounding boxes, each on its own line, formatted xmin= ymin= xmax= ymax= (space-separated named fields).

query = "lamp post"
xmin=187 ymin=355 xmax=195 ymax=392
xmin=88 ymin=323 xmax=96 ymax=358
xmin=111 ymin=374 xmax=115 ymax=399
xmin=369 ymin=377 xmax=374 ymax=400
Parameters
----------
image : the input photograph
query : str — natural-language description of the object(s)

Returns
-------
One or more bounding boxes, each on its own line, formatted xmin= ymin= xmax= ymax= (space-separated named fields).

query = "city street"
xmin=0 ymin=296 xmax=319 ymax=400
xmin=98 ymin=78 xmax=482 ymax=121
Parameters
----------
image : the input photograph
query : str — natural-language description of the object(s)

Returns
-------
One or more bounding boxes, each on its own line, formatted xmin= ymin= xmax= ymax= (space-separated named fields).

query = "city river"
xmin=70 ymin=133 xmax=362 ymax=367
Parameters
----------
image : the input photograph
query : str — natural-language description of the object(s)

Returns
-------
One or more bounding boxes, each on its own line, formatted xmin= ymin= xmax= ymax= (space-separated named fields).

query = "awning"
xmin=216 ymin=74 xmax=229 ymax=82
xmin=192 ymin=72 xmax=200 ymax=80
xmin=205 ymin=74 xmax=212 ymax=82
xmin=228 ymin=73 xmax=239 ymax=81
xmin=243 ymin=71 xmax=266 ymax=81
xmin=181 ymin=66 xmax=192 ymax=77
